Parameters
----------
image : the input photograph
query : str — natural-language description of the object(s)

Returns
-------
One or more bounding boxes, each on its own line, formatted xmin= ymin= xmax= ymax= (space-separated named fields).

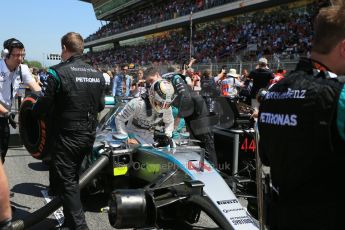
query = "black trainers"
xmin=55 ymin=223 xmax=89 ymax=230
xmin=55 ymin=223 xmax=71 ymax=230
xmin=56 ymin=227 xmax=70 ymax=230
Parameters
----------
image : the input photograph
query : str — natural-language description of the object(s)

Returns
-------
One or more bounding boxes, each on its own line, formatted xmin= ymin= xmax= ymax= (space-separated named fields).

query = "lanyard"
xmin=311 ymin=59 xmax=338 ymax=79
xmin=311 ymin=59 xmax=330 ymax=72
xmin=9 ymin=65 xmax=22 ymax=102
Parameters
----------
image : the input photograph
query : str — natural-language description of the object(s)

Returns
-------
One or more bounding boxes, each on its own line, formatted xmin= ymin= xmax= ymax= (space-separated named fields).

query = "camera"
xmin=219 ymin=65 xmax=227 ymax=74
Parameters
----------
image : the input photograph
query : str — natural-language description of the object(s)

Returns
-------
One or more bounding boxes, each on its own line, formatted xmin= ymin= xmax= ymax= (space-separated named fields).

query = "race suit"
xmin=33 ymin=55 xmax=105 ymax=230
xmin=258 ymin=58 xmax=345 ymax=229
xmin=115 ymin=96 xmax=174 ymax=145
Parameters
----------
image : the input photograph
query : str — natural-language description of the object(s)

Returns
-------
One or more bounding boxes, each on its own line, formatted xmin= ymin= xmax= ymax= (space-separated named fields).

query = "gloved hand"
xmin=153 ymin=131 xmax=173 ymax=148
xmin=256 ymin=88 xmax=268 ymax=103
xmin=4 ymin=112 xmax=17 ymax=129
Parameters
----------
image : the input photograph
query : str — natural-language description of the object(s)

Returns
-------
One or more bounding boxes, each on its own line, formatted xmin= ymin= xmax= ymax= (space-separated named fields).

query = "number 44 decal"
xmin=240 ymin=137 xmax=256 ymax=152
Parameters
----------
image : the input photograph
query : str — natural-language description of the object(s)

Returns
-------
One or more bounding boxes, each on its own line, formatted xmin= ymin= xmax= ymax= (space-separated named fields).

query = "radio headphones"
xmin=1 ymin=38 xmax=24 ymax=59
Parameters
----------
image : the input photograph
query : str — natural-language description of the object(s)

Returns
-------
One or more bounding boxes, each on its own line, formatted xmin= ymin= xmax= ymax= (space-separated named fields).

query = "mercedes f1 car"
xmin=15 ymin=95 xmax=259 ymax=230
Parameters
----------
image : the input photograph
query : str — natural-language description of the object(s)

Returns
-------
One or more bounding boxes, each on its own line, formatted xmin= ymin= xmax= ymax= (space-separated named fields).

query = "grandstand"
xmin=80 ymin=0 xmax=329 ymax=73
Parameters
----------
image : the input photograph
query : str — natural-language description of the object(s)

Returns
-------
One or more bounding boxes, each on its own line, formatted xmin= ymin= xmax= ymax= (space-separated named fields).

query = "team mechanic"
xmin=258 ymin=2 xmax=345 ymax=229
xmin=33 ymin=32 xmax=105 ymax=230
xmin=0 ymin=38 xmax=41 ymax=163
xmin=145 ymin=66 xmax=218 ymax=166
xmin=115 ymin=79 xmax=175 ymax=146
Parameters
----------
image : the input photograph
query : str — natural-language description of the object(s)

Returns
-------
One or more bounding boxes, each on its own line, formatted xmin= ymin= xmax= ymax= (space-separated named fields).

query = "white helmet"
xmin=148 ymin=79 xmax=175 ymax=113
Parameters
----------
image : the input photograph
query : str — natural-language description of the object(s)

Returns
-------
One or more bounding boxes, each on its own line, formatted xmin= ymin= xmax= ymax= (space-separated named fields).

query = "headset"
xmin=1 ymin=38 xmax=24 ymax=59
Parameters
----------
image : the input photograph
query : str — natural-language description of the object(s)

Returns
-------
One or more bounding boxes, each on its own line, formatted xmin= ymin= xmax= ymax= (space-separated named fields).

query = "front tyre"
xmin=19 ymin=93 xmax=53 ymax=160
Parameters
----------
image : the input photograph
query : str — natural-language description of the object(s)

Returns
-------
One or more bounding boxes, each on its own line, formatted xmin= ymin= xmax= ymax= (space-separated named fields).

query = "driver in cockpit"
xmin=115 ymin=79 xmax=175 ymax=147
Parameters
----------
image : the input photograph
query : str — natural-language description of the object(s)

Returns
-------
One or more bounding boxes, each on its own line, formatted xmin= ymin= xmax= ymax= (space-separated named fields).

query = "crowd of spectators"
xmin=85 ymin=0 xmax=329 ymax=68
xmin=85 ymin=0 xmax=239 ymax=42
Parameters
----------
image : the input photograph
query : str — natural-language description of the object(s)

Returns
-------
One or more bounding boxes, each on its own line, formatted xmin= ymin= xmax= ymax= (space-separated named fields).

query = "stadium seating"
xmin=85 ymin=0 xmax=328 ymax=69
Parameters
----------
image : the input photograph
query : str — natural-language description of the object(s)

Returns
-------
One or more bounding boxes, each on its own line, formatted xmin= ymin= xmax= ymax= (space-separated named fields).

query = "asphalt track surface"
xmin=5 ymin=145 xmax=224 ymax=230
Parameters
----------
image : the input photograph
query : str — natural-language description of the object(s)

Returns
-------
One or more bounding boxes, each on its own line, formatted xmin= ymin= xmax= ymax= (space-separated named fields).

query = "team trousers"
xmin=0 ymin=118 xmax=10 ymax=163
xmin=53 ymin=130 xmax=94 ymax=230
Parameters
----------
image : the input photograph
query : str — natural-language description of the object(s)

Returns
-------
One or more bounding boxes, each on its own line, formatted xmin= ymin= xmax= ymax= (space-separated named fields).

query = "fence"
xmin=96 ymin=59 xmax=298 ymax=76
xmin=151 ymin=59 xmax=298 ymax=76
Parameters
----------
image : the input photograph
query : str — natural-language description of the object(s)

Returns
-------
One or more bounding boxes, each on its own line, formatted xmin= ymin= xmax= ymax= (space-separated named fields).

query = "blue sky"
xmin=0 ymin=0 xmax=102 ymax=66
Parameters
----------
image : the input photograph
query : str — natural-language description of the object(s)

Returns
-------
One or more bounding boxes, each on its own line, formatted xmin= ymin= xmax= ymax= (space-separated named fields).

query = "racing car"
xmin=16 ymin=94 xmax=259 ymax=230
xmin=88 ymin=96 xmax=258 ymax=229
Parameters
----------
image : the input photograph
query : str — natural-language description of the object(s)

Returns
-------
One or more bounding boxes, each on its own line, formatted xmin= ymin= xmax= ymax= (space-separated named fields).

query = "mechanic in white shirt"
xmin=0 ymin=38 xmax=41 ymax=163
xmin=115 ymin=79 xmax=175 ymax=146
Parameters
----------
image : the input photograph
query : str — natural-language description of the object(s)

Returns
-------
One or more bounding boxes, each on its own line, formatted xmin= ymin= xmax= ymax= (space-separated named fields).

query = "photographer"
xmin=220 ymin=69 xmax=244 ymax=97
xmin=130 ymin=68 xmax=146 ymax=97
xmin=182 ymin=58 xmax=196 ymax=89
xmin=192 ymin=71 xmax=201 ymax=92
xmin=215 ymin=65 xmax=227 ymax=86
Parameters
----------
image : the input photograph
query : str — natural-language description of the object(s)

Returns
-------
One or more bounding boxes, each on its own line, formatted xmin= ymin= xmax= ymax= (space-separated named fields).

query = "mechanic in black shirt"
xmin=258 ymin=2 xmax=345 ymax=229
xmin=248 ymin=57 xmax=274 ymax=110
xmin=146 ymin=66 xmax=218 ymax=167
xmin=33 ymin=32 xmax=105 ymax=230
xmin=200 ymin=68 xmax=219 ymax=115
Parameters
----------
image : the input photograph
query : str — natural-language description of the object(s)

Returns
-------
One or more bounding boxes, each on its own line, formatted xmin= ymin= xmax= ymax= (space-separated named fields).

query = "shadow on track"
xmin=28 ymin=162 xmax=49 ymax=171
xmin=11 ymin=200 xmax=31 ymax=220
xmin=12 ymin=183 xmax=48 ymax=198
xmin=26 ymin=218 xmax=58 ymax=230
xmin=81 ymin=192 xmax=109 ymax=213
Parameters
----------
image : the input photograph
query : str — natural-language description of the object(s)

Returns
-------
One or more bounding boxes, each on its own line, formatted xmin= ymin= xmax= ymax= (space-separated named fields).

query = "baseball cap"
xmin=258 ymin=57 xmax=268 ymax=65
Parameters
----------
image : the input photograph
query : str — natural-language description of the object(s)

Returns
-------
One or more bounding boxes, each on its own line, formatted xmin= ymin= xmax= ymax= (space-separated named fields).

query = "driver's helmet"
xmin=148 ymin=79 xmax=175 ymax=113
